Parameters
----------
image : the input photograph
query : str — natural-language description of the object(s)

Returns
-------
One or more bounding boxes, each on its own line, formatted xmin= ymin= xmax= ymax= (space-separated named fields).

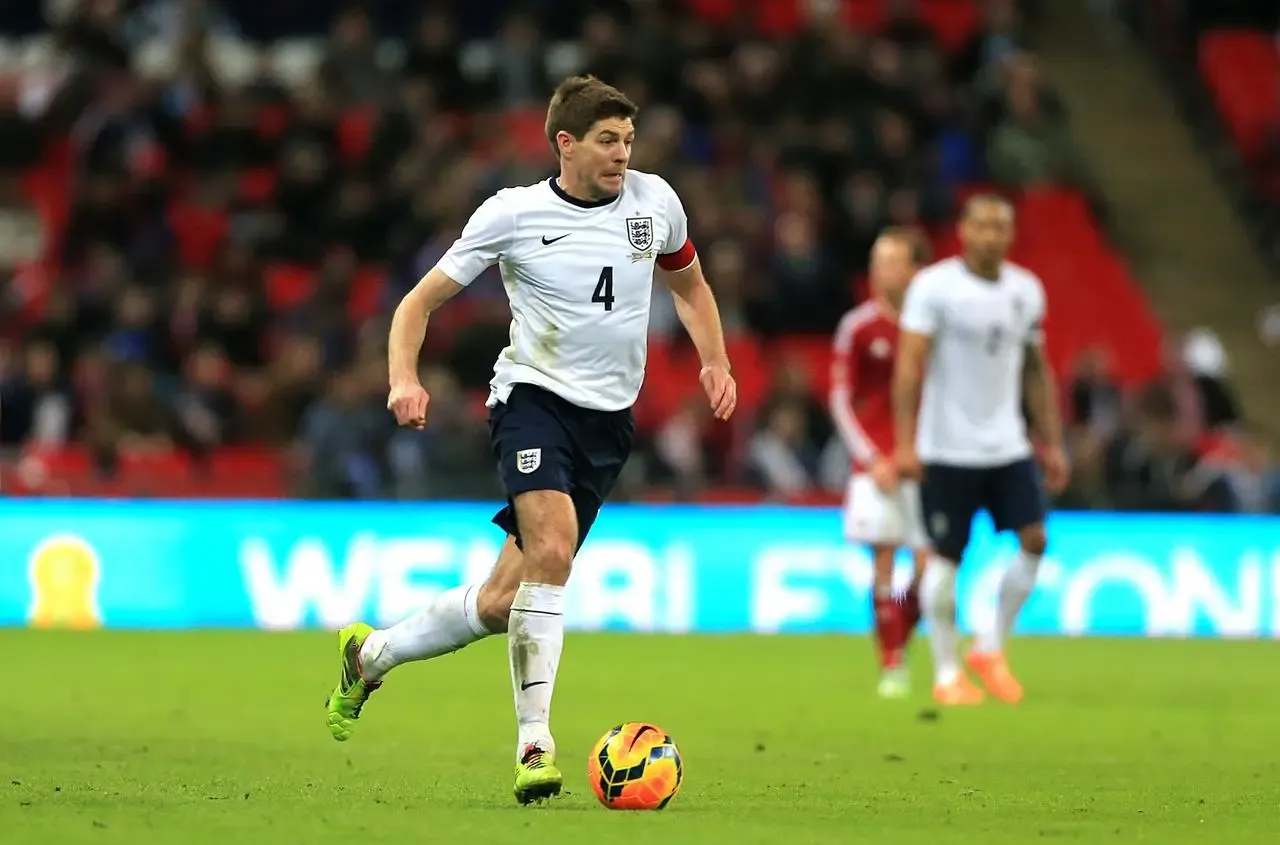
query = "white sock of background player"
xmin=976 ymin=550 xmax=1040 ymax=655
xmin=921 ymin=556 xmax=962 ymax=686
xmin=508 ymin=581 xmax=565 ymax=760
xmin=358 ymin=585 xmax=492 ymax=682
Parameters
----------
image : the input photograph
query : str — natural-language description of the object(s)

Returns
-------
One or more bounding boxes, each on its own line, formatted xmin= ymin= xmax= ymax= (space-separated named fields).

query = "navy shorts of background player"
xmin=920 ymin=458 xmax=1048 ymax=562
xmin=489 ymin=383 xmax=636 ymax=551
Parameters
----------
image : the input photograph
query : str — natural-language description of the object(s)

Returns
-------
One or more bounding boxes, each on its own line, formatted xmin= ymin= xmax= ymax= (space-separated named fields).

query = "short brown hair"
xmin=961 ymin=193 xmax=1015 ymax=221
xmin=878 ymin=226 xmax=932 ymax=265
xmin=545 ymin=75 xmax=638 ymax=156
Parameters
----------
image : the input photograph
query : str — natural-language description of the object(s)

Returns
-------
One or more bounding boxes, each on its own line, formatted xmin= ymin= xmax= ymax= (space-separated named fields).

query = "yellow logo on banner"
xmin=27 ymin=535 xmax=102 ymax=630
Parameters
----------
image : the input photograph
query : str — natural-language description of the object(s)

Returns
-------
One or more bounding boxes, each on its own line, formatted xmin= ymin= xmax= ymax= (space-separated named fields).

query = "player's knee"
xmin=1018 ymin=524 xmax=1047 ymax=557
xmin=521 ymin=529 xmax=576 ymax=584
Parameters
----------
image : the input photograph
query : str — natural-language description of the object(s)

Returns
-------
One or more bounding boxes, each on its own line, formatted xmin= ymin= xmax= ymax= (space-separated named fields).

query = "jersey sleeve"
xmin=900 ymin=272 xmax=941 ymax=336
xmin=435 ymin=195 xmax=515 ymax=286
xmin=655 ymin=177 xmax=696 ymax=272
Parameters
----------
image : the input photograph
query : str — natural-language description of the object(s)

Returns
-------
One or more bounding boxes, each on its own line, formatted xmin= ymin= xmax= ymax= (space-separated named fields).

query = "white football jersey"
xmin=900 ymin=256 xmax=1047 ymax=467
xmin=436 ymin=170 xmax=693 ymax=412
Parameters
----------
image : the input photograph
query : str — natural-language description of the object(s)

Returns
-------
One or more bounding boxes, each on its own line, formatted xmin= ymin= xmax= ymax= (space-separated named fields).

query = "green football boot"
xmin=877 ymin=666 xmax=911 ymax=700
xmin=513 ymin=744 xmax=563 ymax=805
xmin=325 ymin=623 xmax=381 ymax=741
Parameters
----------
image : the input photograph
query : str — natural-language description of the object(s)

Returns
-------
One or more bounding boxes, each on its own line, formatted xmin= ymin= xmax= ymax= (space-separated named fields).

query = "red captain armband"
xmin=656 ymin=238 xmax=697 ymax=272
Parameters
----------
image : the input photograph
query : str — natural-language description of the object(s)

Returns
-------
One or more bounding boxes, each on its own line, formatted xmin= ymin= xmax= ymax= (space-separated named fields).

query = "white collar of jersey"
xmin=548 ymin=176 xmax=620 ymax=209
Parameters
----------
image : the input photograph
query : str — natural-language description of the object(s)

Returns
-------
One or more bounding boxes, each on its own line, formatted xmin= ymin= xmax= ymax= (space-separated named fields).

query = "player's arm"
xmin=664 ymin=255 xmax=728 ymax=370
xmin=663 ymin=256 xmax=735 ymax=420
xmin=1021 ymin=294 xmax=1070 ymax=493
xmin=829 ymin=312 xmax=880 ymax=467
xmin=658 ymin=178 xmax=735 ymax=420
xmin=388 ymin=268 xmax=465 ymax=388
xmin=1021 ymin=341 xmax=1062 ymax=450
xmin=892 ymin=275 xmax=936 ymax=469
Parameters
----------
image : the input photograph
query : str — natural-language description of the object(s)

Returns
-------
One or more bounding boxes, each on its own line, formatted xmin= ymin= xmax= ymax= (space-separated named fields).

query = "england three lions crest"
xmin=626 ymin=217 xmax=654 ymax=252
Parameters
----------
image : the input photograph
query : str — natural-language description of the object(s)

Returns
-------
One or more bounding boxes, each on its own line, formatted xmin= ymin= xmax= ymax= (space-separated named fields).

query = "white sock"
xmin=977 ymin=550 xmax=1041 ymax=654
xmin=359 ymin=585 xmax=491 ymax=682
xmin=508 ymin=582 xmax=565 ymax=761
xmin=921 ymin=556 xmax=961 ymax=686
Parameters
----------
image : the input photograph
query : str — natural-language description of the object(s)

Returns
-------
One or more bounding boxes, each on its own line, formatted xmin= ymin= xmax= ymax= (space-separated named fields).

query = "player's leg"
xmin=507 ymin=488 xmax=578 ymax=804
xmin=966 ymin=458 xmax=1048 ymax=703
xmin=844 ymin=473 xmax=909 ymax=697
xmin=897 ymin=480 xmax=929 ymax=651
xmin=871 ymin=543 xmax=909 ymax=697
xmin=506 ymin=390 xmax=633 ymax=804
xmin=325 ymin=533 xmax=517 ymax=742
xmin=918 ymin=465 xmax=985 ymax=705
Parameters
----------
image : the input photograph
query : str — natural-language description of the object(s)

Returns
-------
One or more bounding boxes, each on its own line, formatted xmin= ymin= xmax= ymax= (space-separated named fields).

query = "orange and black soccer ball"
xmin=587 ymin=722 xmax=683 ymax=810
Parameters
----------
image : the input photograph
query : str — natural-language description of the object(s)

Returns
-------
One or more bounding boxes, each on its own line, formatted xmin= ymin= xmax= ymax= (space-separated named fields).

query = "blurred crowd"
xmin=1061 ymin=332 xmax=1278 ymax=514
xmin=0 ymin=0 xmax=1275 ymax=512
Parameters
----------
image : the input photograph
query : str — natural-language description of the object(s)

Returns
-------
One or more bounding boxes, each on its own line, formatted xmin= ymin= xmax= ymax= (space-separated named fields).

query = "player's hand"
xmin=1041 ymin=445 xmax=1071 ymax=494
xmin=699 ymin=364 xmax=737 ymax=421
xmin=870 ymin=456 xmax=898 ymax=493
xmin=894 ymin=444 xmax=922 ymax=481
xmin=387 ymin=379 xmax=430 ymax=429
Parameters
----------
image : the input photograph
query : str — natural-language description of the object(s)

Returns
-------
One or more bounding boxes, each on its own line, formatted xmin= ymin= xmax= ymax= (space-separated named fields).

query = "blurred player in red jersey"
xmin=829 ymin=228 xmax=930 ymax=699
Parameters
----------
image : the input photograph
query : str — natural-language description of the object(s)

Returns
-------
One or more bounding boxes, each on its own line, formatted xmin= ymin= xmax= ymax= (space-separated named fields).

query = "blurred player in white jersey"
xmin=892 ymin=195 xmax=1069 ymax=706
xmin=829 ymin=228 xmax=929 ymax=700
xmin=324 ymin=76 xmax=738 ymax=803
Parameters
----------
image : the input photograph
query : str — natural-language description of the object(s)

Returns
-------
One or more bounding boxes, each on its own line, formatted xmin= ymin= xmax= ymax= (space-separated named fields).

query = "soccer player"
xmin=324 ymin=76 xmax=738 ymax=803
xmin=892 ymin=195 xmax=1069 ymax=706
xmin=830 ymin=228 xmax=930 ymax=700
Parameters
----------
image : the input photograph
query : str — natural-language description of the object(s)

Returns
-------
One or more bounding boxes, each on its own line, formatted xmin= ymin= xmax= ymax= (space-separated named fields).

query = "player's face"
xmin=960 ymin=202 xmax=1015 ymax=264
xmin=573 ymin=117 xmax=634 ymax=198
xmin=869 ymin=237 xmax=916 ymax=307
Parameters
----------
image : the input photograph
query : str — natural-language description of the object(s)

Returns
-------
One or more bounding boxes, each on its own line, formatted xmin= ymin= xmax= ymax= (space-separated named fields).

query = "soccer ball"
xmin=587 ymin=722 xmax=683 ymax=810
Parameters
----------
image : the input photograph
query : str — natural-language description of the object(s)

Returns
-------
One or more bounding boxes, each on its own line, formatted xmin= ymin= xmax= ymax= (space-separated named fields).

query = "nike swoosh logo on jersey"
xmin=541 ymin=234 xmax=570 ymax=245
xmin=520 ymin=680 xmax=548 ymax=690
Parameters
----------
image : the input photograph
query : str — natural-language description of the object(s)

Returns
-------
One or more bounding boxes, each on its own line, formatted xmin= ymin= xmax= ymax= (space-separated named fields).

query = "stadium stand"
xmin=0 ymin=0 xmax=1269 ymax=511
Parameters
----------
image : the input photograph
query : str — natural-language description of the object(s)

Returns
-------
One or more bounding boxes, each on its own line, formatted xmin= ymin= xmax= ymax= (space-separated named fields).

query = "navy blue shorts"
xmin=488 ymin=383 xmax=635 ymax=551
xmin=920 ymin=458 xmax=1047 ymax=561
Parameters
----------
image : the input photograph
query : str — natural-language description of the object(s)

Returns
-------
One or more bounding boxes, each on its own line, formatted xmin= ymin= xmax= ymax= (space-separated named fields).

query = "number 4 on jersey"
xmin=592 ymin=266 xmax=615 ymax=311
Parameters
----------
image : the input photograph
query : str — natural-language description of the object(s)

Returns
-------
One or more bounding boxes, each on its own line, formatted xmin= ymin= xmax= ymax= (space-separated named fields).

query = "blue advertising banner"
xmin=1 ymin=501 xmax=1277 ymax=637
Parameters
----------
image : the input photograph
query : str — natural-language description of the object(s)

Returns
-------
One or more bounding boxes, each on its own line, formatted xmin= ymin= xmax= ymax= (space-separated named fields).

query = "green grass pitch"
xmin=1 ymin=631 xmax=1274 ymax=844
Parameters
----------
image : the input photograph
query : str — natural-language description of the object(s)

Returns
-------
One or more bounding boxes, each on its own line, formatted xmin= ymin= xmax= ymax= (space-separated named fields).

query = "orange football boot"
xmin=966 ymin=650 xmax=1023 ymax=703
xmin=932 ymin=673 xmax=985 ymax=705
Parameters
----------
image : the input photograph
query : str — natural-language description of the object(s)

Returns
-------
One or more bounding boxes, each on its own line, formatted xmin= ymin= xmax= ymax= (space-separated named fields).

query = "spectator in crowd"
xmin=1180 ymin=328 xmax=1241 ymax=431
xmin=652 ymin=396 xmax=714 ymax=497
xmin=295 ymin=367 xmax=389 ymax=499
xmin=1218 ymin=426 xmax=1280 ymax=514
xmin=1103 ymin=385 xmax=1208 ymax=512
xmin=0 ymin=340 xmax=73 ymax=446
xmin=1069 ymin=346 xmax=1123 ymax=442
xmin=986 ymin=57 xmax=1093 ymax=191
xmin=320 ymin=7 xmax=387 ymax=107
xmin=746 ymin=400 xmax=819 ymax=498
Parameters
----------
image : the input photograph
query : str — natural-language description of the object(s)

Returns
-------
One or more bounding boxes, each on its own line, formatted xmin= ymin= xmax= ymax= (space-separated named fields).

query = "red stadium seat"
xmin=257 ymin=104 xmax=290 ymax=140
xmin=348 ymin=266 xmax=386 ymax=323
xmin=264 ymin=264 xmax=315 ymax=311
xmin=685 ymin=0 xmax=737 ymax=26
xmin=168 ymin=202 xmax=228 ymax=270
xmin=919 ymin=1 xmax=980 ymax=52
xmin=237 ymin=167 xmax=277 ymax=205
xmin=506 ymin=108 xmax=553 ymax=160
xmin=770 ymin=335 xmax=835 ymax=398
xmin=1199 ymin=30 xmax=1279 ymax=161
xmin=338 ymin=108 xmax=376 ymax=164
